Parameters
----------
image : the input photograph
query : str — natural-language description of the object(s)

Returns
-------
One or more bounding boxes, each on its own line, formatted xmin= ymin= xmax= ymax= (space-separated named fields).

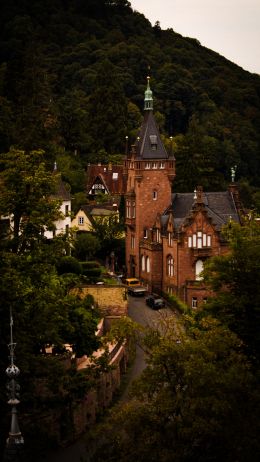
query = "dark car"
xmin=146 ymin=295 xmax=165 ymax=309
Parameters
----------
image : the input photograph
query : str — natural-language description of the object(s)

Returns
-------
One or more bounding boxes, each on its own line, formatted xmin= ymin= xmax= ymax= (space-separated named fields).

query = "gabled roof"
xmin=86 ymin=164 xmax=126 ymax=195
xmin=170 ymin=191 xmax=240 ymax=231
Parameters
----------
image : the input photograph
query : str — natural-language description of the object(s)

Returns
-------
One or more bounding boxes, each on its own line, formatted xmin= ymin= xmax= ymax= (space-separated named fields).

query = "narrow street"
xmin=38 ymin=296 xmax=179 ymax=462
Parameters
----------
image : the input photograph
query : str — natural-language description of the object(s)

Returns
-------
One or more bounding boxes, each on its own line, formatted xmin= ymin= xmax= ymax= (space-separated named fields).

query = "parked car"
xmin=123 ymin=278 xmax=146 ymax=296
xmin=146 ymin=295 xmax=165 ymax=309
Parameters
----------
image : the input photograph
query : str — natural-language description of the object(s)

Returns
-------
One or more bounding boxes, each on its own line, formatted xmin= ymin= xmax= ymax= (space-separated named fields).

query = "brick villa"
xmin=124 ymin=78 xmax=243 ymax=308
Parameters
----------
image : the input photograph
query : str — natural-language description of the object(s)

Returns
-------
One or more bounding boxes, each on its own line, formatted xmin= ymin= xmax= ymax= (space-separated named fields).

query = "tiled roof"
xmin=170 ymin=191 xmax=240 ymax=230
xmin=135 ymin=111 xmax=171 ymax=160
xmin=80 ymin=204 xmax=118 ymax=218
xmin=86 ymin=164 xmax=126 ymax=195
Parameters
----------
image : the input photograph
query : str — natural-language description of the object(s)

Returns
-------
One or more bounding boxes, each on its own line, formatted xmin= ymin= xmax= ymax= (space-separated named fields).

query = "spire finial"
xmin=4 ymin=307 xmax=24 ymax=461
xmin=144 ymin=75 xmax=153 ymax=111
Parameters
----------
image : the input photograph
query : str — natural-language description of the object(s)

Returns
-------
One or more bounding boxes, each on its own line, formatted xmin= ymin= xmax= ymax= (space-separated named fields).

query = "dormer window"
xmin=150 ymin=135 xmax=158 ymax=150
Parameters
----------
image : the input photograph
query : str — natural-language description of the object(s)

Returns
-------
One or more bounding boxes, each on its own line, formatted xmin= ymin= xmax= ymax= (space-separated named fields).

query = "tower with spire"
xmin=124 ymin=77 xmax=175 ymax=285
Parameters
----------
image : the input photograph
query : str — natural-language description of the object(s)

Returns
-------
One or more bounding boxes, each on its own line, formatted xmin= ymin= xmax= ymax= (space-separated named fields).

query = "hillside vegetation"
xmin=0 ymin=0 xmax=260 ymax=202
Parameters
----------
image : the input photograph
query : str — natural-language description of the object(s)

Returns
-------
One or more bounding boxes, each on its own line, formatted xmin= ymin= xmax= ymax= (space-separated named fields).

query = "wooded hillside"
xmin=1 ymin=0 xmax=260 ymax=201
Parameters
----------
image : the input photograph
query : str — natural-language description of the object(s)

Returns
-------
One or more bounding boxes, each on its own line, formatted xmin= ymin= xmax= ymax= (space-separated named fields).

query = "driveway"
xmin=120 ymin=295 xmax=179 ymax=401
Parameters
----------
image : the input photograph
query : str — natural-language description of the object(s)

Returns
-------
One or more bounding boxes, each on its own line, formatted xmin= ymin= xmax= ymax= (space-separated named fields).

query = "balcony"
xmin=191 ymin=247 xmax=212 ymax=258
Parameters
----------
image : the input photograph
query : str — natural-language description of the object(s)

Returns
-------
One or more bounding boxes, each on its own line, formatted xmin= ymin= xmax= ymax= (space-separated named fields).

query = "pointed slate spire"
xmin=144 ymin=76 xmax=153 ymax=111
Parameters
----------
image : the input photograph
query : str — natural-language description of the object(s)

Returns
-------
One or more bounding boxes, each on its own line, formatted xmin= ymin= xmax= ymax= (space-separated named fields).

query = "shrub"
xmin=56 ymin=256 xmax=82 ymax=275
xmin=163 ymin=292 xmax=188 ymax=314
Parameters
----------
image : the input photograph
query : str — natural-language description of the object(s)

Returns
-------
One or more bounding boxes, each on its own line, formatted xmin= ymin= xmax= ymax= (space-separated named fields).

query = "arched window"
xmin=146 ymin=256 xmax=150 ymax=273
xmin=141 ymin=255 xmax=145 ymax=272
xmin=167 ymin=256 xmax=174 ymax=277
xmin=195 ymin=260 xmax=204 ymax=280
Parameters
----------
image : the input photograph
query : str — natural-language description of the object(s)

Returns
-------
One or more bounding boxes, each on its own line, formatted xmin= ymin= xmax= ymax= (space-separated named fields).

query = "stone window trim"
xmin=141 ymin=254 xmax=151 ymax=273
xmin=188 ymin=232 xmax=212 ymax=249
xmin=167 ymin=255 xmax=174 ymax=277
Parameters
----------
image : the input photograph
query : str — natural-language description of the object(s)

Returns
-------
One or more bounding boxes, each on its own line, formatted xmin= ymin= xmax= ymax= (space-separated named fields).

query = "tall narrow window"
xmin=132 ymin=201 xmax=135 ymax=218
xmin=197 ymin=231 xmax=202 ymax=249
xmin=153 ymin=190 xmax=158 ymax=200
xmin=141 ymin=255 xmax=145 ymax=271
xmin=131 ymin=235 xmax=135 ymax=249
xmin=167 ymin=256 xmax=174 ymax=277
xmin=78 ymin=216 xmax=84 ymax=225
xmin=195 ymin=260 xmax=204 ymax=280
xmin=126 ymin=200 xmax=131 ymax=218
xmin=168 ymin=232 xmax=173 ymax=247
xmin=156 ymin=229 xmax=161 ymax=243
xmin=146 ymin=256 xmax=150 ymax=273
xmin=65 ymin=205 xmax=69 ymax=216
xmin=192 ymin=297 xmax=198 ymax=309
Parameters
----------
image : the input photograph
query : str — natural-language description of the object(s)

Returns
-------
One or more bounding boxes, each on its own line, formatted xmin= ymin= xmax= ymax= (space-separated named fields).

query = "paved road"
xmin=120 ymin=295 xmax=178 ymax=401
xmin=38 ymin=296 xmax=178 ymax=462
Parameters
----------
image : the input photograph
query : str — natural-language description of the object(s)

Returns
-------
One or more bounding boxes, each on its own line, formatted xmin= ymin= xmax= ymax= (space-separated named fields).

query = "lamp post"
xmin=4 ymin=307 xmax=24 ymax=461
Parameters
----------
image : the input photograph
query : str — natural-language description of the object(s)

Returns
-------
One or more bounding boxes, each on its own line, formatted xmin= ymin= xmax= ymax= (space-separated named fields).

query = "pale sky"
xmin=130 ymin=0 xmax=260 ymax=75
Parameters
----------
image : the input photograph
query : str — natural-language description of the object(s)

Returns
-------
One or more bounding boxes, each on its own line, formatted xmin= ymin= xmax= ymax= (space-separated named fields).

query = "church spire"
xmin=4 ymin=307 xmax=24 ymax=461
xmin=144 ymin=76 xmax=153 ymax=111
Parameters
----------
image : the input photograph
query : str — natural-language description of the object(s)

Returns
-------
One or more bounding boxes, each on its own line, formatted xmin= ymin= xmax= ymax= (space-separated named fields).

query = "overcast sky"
xmin=130 ymin=0 xmax=260 ymax=75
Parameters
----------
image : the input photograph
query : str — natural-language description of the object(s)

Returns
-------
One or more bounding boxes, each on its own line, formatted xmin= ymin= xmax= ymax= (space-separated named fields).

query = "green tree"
xmin=91 ymin=213 xmax=124 ymax=255
xmin=0 ymin=148 xmax=62 ymax=253
xmin=202 ymin=219 xmax=260 ymax=363
xmin=73 ymin=232 xmax=101 ymax=261
xmin=87 ymin=60 xmax=127 ymax=154
xmin=88 ymin=318 xmax=260 ymax=462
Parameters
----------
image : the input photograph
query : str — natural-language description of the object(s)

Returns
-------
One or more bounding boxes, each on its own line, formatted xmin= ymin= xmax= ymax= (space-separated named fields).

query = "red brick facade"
xmin=124 ymin=80 xmax=241 ymax=308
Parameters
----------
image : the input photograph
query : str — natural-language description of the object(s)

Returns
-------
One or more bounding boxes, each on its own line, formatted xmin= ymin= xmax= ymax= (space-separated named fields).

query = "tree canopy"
xmin=0 ymin=0 xmax=260 ymax=199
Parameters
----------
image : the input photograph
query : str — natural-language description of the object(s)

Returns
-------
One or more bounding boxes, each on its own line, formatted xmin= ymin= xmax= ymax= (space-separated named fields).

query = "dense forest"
xmin=1 ymin=0 xmax=260 ymax=205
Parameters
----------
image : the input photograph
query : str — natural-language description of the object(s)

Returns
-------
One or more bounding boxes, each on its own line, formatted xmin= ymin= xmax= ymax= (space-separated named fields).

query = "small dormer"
xmin=150 ymin=135 xmax=158 ymax=151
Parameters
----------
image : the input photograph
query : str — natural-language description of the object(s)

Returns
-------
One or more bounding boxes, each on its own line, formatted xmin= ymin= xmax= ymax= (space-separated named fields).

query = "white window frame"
xmin=126 ymin=200 xmax=131 ymax=218
xmin=167 ymin=256 xmax=174 ymax=277
xmin=78 ymin=216 xmax=84 ymax=225
xmin=192 ymin=297 xmax=198 ymax=309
